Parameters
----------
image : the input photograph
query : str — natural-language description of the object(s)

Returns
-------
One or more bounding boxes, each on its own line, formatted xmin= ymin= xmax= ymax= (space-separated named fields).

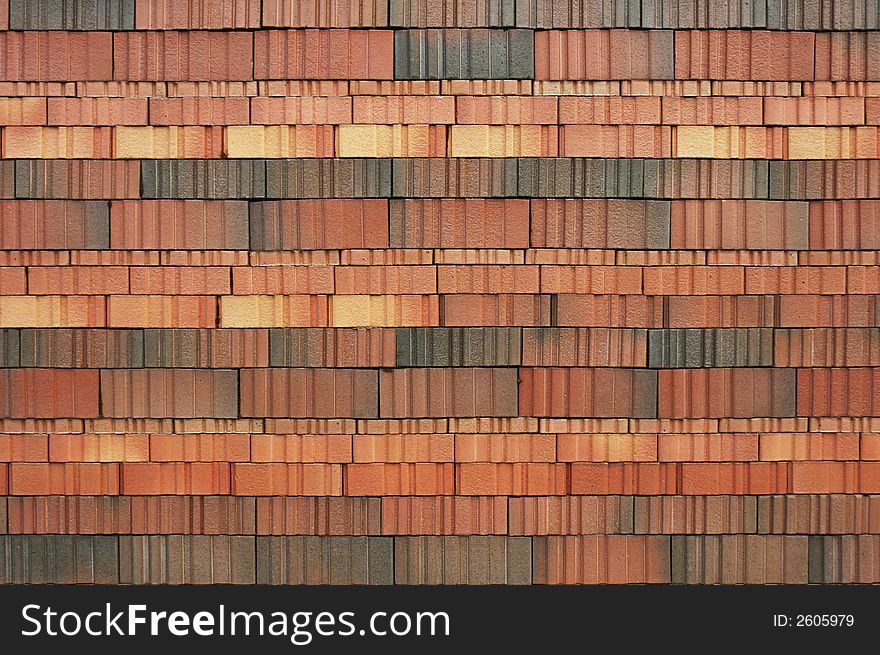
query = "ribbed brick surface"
xmin=0 ymin=1 xmax=877 ymax=587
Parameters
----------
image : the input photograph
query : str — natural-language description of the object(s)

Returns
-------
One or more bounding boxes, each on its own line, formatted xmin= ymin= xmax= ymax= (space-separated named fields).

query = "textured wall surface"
xmin=1 ymin=0 xmax=880 ymax=584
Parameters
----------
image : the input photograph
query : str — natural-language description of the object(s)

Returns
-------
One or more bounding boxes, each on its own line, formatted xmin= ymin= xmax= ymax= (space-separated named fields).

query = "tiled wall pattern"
xmin=1 ymin=0 xmax=880 ymax=584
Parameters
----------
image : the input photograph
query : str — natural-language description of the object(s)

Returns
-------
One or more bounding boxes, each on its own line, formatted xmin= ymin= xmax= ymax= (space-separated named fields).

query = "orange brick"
xmin=149 ymin=434 xmax=251 ymax=462
xmin=847 ymin=267 xmax=880 ymax=294
xmin=10 ymin=462 xmax=119 ymax=495
xmin=149 ymin=97 xmax=250 ymax=125
xmin=791 ymin=461 xmax=879 ymax=494
xmin=556 ymin=433 xmax=657 ymax=462
xmin=252 ymin=96 xmax=353 ymax=124
xmin=335 ymin=265 xmax=436 ymax=294
xmin=569 ymin=462 xmax=677 ymax=495
xmin=760 ymin=433 xmax=860 ymax=461
xmin=745 ymin=266 xmax=846 ymax=295
xmin=657 ymin=434 xmax=758 ymax=462
xmin=0 ymin=97 xmax=47 ymax=125
xmin=457 ymin=96 xmax=558 ymax=124
xmin=232 ymin=266 xmax=334 ymax=295
xmin=354 ymin=96 xmax=455 ymax=124
xmin=121 ymin=462 xmax=230 ymax=495
xmin=561 ymin=125 xmax=671 ymax=157
xmin=680 ymin=462 xmax=790 ymax=494
xmin=27 ymin=266 xmax=129 ymax=295
xmin=454 ymin=434 xmax=556 ymax=463
xmin=108 ymin=295 xmax=217 ymax=328
xmin=232 ymin=463 xmax=342 ymax=495
xmin=443 ymin=294 xmax=550 ymax=326
xmin=0 ymin=267 xmax=25 ymax=294
xmin=540 ymin=265 xmax=643 ymax=294
xmin=0 ymin=435 xmax=48 ymax=462
xmin=129 ymin=266 xmax=230 ymax=295
xmin=765 ymin=97 xmax=865 ymax=126
xmin=250 ymin=435 xmax=352 ymax=463
xmin=49 ymin=434 xmax=149 ymax=462
xmin=662 ymin=97 xmax=763 ymax=125
xmin=345 ymin=463 xmax=454 ymax=495
xmin=644 ymin=266 xmax=744 ymax=295
xmin=555 ymin=294 xmax=663 ymax=328
xmin=559 ymin=96 xmax=660 ymax=124
xmin=438 ymin=265 xmax=539 ymax=294
xmin=352 ymin=434 xmax=453 ymax=463
xmin=456 ymin=462 xmax=568 ymax=495
xmin=47 ymin=98 xmax=148 ymax=126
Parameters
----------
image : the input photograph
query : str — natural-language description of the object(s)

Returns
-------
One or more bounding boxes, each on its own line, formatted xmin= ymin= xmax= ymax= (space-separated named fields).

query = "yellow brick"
xmin=220 ymin=295 xmax=321 ymax=327
xmin=674 ymin=125 xmax=716 ymax=158
xmin=787 ymin=127 xmax=828 ymax=159
xmin=114 ymin=126 xmax=214 ymax=158
xmin=449 ymin=125 xmax=546 ymax=157
xmin=0 ymin=296 xmax=102 ymax=327
xmin=336 ymin=125 xmax=440 ymax=157
xmin=225 ymin=125 xmax=333 ymax=158
xmin=331 ymin=295 xmax=437 ymax=327
xmin=2 ymin=126 xmax=110 ymax=158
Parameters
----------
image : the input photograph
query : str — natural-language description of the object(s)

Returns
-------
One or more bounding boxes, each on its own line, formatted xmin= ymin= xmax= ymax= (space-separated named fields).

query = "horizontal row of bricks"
xmin=3 ymin=431 xmax=880 ymax=462
xmin=13 ymin=125 xmax=880 ymax=159
xmin=2 ymin=0 xmax=878 ymax=31
xmin=0 ymin=327 xmax=877 ymax=368
xmin=0 ymin=366 xmax=878 ymax=417
xmin=4 ymin=494 xmax=880 ymax=535
xmin=5 ymin=461 xmax=880 ymax=495
xmin=3 ymin=294 xmax=880 ymax=328
xmin=11 ymin=96 xmax=880 ymax=127
xmin=5 ymin=158 xmax=880 ymax=200
xmin=7 ymin=265 xmax=880 ymax=295
xmin=1 ymin=533 xmax=878 ymax=584
xmin=3 ymin=198 xmax=880 ymax=251
xmin=2 ymin=30 xmax=880 ymax=82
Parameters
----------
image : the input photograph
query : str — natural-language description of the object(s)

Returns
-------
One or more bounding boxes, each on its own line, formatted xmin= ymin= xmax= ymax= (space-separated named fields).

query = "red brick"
xmin=809 ymin=200 xmax=880 ymax=250
xmin=47 ymin=98 xmax=148 ymax=126
xmin=391 ymin=199 xmax=529 ymax=248
xmin=10 ymin=462 xmax=118 ymax=495
xmin=658 ymin=369 xmax=796 ymax=419
xmin=262 ymin=0 xmax=386 ymax=27
xmin=457 ymin=462 xmax=568 ymax=495
xmin=779 ymin=295 xmax=879 ymax=328
xmin=745 ymin=266 xmax=846 ymax=295
xmin=443 ymin=294 xmax=551 ymax=326
xmin=27 ymin=266 xmax=128 ymax=295
xmin=667 ymin=295 xmax=777 ymax=328
xmin=535 ymin=29 xmax=674 ymax=80
xmin=792 ymin=461 xmax=880 ymax=494
xmin=100 ymin=369 xmax=239 ymax=418
xmin=345 ymin=463 xmax=454 ymax=495
xmin=520 ymin=368 xmax=657 ymax=418
xmin=644 ymin=266 xmax=743 ymax=295
xmin=534 ymin=535 xmax=671 ymax=584
xmin=557 ymin=433 xmax=657 ymax=462
xmin=814 ymin=32 xmax=880 ymax=82
xmin=150 ymin=434 xmax=251 ymax=462
xmin=136 ymin=0 xmax=262 ymax=29
xmin=559 ymin=96 xmax=660 ymax=124
xmin=457 ymin=96 xmax=557 ymax=124
xmin=555 ymin=295 xmax=663 ymax=328
xmin=0 ymin=435 xmax=48 ymax=462
xmin=675 ymin=30 xmax=815 ymax=81
xmin=680 ymin=462 xmax=789 ymax=494
xmin=797 ymin=368 xmax=880 ymax=417
xmin=232 ymin=266 xmax=334 ymax=295
xmin=252 ymin=199 xmax=389 ymax=250
xmin=379 ymin=368 xmax=518 ymax=418
xmin=765 ymin=97 xmax=865 ymax=126
xmin=0 ymin=98 xmax=47 ymax=125
xmin=49 ymin=434 xmax=149 ymax=463
xmin=0 ymin=369 xmax=99 ymax=418
xmin=110 ymin=200 xmax=248 ymax=250
xmin=240 ymin=368 xmax=378 ymax=418
xmin=130 ymin=266 xmax=230 ymax=295
xmin=114 ymin=31 xmax=254 ymax=81
xmin=569 ymin=462 xmax=677 ymax=494
xmin=0 ymin=31 xmax=113 ymax=81
xmin=380 ymin=496 xmax=507 ymax=535
xmin=561 ymin=125 xmax=671 ymax=157
xmin=252 ymin=96 xmax=353 ymax=124
xmin=521 ymin=327 xmax=648 ymax=367
xmin=149 ymin=98 xmax=250 ymax=125
xmin=250 ymin=434 xmax=351 ymax=463
xmin=254 ymin=29 xmax=393 ymax=80
xmin=232 ymin=463 xmax=342 ymax=495
xmin=438 ymin=265 xmax=538 ymax=294
xmin=774 ymin=328 xmax=880 ymax=367
xmin=335 ymin=265 xmax=435 ymax=295
xmin=0 ymin=267 xmax=25 ymax=294
xmin=662 ymin=97 xmax=763 ymax=125
xmin=121 ymin=462 xmax=230 ymax=495
xmin=354 ymin=96 xmax=455 ymax=123
xmin=455 ymin=434 xmax=556 ymax=463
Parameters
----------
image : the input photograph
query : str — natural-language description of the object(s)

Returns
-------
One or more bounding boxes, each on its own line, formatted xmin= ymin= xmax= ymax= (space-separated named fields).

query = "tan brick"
xmin=114 ymin=126 xmax=222 ymax=158
xmin=3 ymin=126 xmax=111 ymax=158
xmin=0 ymin=296 xmax=105 ymax=328
xmin=220 ymin=295 xmax=328 ymax=328
xmin=336 ymin=124 xmax=445 ymax=157
xmin=330 ymin=295 xmax=439 ymax=327
xmin=224 ymin=125 xmax=335 ymax=158
xmin=449 ymin=125 xmax=557 ymax=157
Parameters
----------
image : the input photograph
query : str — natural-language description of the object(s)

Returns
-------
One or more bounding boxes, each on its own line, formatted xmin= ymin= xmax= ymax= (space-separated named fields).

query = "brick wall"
xmin=1 ymin=0 xmax=879 ymax=584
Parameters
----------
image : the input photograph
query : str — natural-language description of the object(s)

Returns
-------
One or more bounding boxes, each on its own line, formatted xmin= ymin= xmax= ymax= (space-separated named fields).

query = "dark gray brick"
xmin=19 ymin=328 xmax=144 ymax=368
xmin=9 ymin=0 xmax=135 ymax=30
xmin=256 ymin=536 xmax=394 ymax=585
xmin=143 ymin=328 xmax=267 ymax=368
xmin=0 ymin=330 xmax=19 ymax=367
xmin=119 ymin=536 xmax=256 ymax=584
xmin=141 ymin=160 xmax=267 ymax=199
xmin=392 ymin=158 xmax=518 ymax=197
xmin=394 ymin=536 xmax=531 ymax=584
xmin=394 ymin=29 xmax=534 ymax=79
xmin=0 ymin=535 xmax=118 ymax=583
xmin=266 ymin=159 xmax=392 ymax=198
xmin=647 ymin=328 xmax=774 ymax=368
xmin=396 ymin=327 xmax=522 ymax=366
xmin=391 ymin=0 xmax=516 ymax=26
xmin=0 ymin=162 xmax=14 ymax=198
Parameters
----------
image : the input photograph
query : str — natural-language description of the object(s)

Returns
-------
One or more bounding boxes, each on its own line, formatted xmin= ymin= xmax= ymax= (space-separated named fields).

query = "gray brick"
xmin=0 ymin=162 xmax=15 ymax=198
xmin=0 ymin=330 xmax=19 ymax=367
xmin=9 ymin=0 xmax=135 ymax=30
xmin=119 ymin=536 xmax=255 ymax=584
xmin=266 ymin=159 xmax=392 ymax=198
xmin=141 ymin=160 xmax=267 ymax=199
xmin=396 ymin=327 xmax=522 ymax=366
xmin=19 ymin=328 xmax=144 ymax=368
xmin=391 ymin=0 xmax=516 ymax=26
xmin=394 ymin=536 xmax=531 ymax=584
xmin=143 ymin=328 xmax=268 ymax=368
xmin=648 ymin=328 xmax=774 ymax=368
xmin=15 ymin=161 xmax=139 ymax=199
xmin=392 ymin=158 xmax=518 ymax=197
xmin=671 ymin=535 xmax=809 ymax=584
xmin=767 ymin=161 xmax=876 ymax=201
xmin=394 ymin=29 xmax=533 ymax=79
xmin=256 ymin=536 xmax=393 ymax=584
xmin=268 ymin=328 xmax=392 ymax=367
xmin=0 ymin=535 xmax=118 ymax=583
